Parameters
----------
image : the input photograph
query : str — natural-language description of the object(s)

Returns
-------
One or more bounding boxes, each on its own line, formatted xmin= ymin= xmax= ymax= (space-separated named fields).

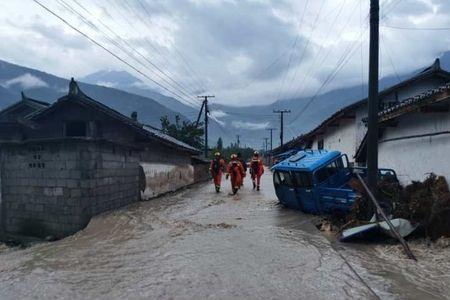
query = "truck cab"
xmin=271 ymin=150 xmax=396 ymax=215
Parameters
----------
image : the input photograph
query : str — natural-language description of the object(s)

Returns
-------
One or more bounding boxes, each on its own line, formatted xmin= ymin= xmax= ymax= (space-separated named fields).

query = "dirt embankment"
xmin=321 ymin=173 xmax=450 ymax=241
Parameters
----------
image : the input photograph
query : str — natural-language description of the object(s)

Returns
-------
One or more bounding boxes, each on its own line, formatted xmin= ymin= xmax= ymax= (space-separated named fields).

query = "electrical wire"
xmin=33 ymin=0 xmax=200 ymax=108
xmin=67 ymin=0 xmax=202 ymax=106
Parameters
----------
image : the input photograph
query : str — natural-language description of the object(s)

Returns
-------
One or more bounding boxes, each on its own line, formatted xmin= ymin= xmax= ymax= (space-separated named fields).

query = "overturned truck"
xmin=271 ymin=149 xmax=397 ymax=215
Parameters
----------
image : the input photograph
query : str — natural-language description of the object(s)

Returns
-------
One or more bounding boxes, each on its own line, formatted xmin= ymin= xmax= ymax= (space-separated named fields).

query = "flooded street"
xmin=0 ymin=172 xmax=449 ymax=299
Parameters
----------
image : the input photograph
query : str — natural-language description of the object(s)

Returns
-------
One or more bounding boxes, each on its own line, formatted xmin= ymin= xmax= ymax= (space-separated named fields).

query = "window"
xmin=65 ymin=121 xmax=86 ymax=137
xmin=273 ymin=172 xmax=281 ymax=186
xmin=315 ymin=158 xmax=344 ymax=183
xmin=292 ymin=172 xmax=312 ymax=189
xmin=318 ymin=139 xmax=324 ymax=150
xmin=276 ymin=171 xmax=293 ymax=187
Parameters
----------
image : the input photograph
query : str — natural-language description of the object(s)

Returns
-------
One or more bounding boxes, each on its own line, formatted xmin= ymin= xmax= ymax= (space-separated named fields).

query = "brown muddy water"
xmin=1 ymin=173 xmax=449 ymax=299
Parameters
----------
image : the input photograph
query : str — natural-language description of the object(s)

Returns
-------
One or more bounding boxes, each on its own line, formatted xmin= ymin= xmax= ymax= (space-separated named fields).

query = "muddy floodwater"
xmin=1 ymin=172 xmax=450 ymax=299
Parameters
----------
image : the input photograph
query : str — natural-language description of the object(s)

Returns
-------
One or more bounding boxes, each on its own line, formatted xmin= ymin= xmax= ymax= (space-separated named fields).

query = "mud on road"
xmin=0 ymin=172 xmax=449 ymax=299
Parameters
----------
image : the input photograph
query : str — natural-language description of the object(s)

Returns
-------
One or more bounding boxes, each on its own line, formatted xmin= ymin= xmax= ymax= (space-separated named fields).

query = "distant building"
xmin=0 ymin=79 xmax=206 ymax=239
xmin=274 ymin=59 xmax=450 ymax=164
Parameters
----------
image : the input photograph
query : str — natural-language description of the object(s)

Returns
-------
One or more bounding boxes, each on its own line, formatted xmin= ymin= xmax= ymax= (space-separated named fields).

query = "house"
xmin=0 ymin=79 xmax=205 ymax=239
xmin=355 ymin=82 xmax=450 ymax=185
xmin=273 ymin=58 xmax=450 ymax=165
xmin=0 ymin=92 xmax=49 ymax=141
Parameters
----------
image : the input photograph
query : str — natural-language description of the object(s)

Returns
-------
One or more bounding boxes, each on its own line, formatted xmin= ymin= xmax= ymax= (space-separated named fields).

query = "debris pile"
xmin=346 ymin=173 xmax=450 ymax=240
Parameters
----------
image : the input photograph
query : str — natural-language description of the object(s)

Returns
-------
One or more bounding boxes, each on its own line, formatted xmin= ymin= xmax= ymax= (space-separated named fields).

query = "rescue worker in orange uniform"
xmin=237 ymin=152 xmax=247 ymax=187
xmin=250 ymin=151 xmax=264 ymax=191
xmin=226 ymin=154 xmax=245 ymax=195
xmin=210 ymin=152 xmax=226 ymax=193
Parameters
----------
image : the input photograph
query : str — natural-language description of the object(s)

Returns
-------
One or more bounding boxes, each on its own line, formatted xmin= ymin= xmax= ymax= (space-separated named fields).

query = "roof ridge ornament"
xmin=68 ymin=77 xmax=83 ymax=97
xmin=21 ymin=91 xmax=28 ymax=102
xmin=433 ymin=58 xmax=441 ymax=71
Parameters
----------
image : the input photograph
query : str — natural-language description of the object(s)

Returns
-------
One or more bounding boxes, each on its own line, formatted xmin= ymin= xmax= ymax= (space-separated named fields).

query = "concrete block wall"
xmin=0 ymin=139 xmax=140 ymax=238
xmin=89 ymin=143 xmax=140 ymax=215
xmin=0 ymin=141 xmax=91 ymax=238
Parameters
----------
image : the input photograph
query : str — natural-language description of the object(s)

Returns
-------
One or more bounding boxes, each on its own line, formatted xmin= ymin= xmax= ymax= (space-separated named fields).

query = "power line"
xmin=288 ymin=0 xmax=401 ymax=128
xmin=126 ymin=0 xmax=206 ymax=95
xmin=275 ymin=0 xmax=310 ymax=102
xmin=381 ymin=24 xmax=450 ymax=31
xmin=147 ymin=0 xmax=208 ymax=93
xmin=64 ymin=0 xmax=201 ymax=107
xmin=33 ymin=0 xmax=203 ymax=108
xmin=380 ymin=35 xmax=402 ymax=83
xmin=292 ymin=0 xmax=352 ymax=99
xmin=236 ymin=37 xmax=299 ymax=90
xmin=281 ymin=0 xmax=327 ymax=101
xmin=103 ymin=0 xmax=203 ymax=98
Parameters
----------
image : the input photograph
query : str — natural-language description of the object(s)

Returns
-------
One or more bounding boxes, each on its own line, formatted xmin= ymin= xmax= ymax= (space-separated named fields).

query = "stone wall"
xmin=0 ymin=138 xmax=140 ymax=238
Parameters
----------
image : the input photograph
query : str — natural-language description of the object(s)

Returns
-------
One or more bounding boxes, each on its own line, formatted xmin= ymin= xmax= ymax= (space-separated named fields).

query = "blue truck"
xmin=271 ymin=149 xmax=397 ymax=215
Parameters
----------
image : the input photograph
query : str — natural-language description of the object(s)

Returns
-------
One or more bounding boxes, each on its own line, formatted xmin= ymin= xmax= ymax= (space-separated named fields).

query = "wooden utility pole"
xmin=197 ymin=95 xmax=215 ymax=157
xmin=236 ymin=135 xmax=241 ymax=148
xmin=266 ymin=128 xmax=276 ymax=151
xmin=367 ymin=0 xmax=379 ymax=192
xmin=273 ymin=110 xmax=291 ymax=146
xmin=264 ymin=137 xmax=269 ymax=152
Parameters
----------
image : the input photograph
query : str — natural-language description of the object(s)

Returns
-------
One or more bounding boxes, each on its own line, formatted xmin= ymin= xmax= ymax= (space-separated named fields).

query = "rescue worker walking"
xmin=237 ymin=152 xmax=247 ymax=187
xmin=210 ymin=152 xmax=226 ymax=193
xmin=250 ymin=151 xmax=264 ymax=191
xmin=226 ymin=154 xmax=245 ymax=195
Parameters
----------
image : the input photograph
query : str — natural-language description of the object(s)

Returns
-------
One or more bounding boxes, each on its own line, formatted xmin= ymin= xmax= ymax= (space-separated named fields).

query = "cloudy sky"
xmin=0 ymin=0 xmax=449 ymax=107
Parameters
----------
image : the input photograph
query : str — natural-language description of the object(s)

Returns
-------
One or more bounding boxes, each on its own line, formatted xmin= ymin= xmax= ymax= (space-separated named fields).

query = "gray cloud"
xmin=0 ymin=0 xmax=448 ymax=106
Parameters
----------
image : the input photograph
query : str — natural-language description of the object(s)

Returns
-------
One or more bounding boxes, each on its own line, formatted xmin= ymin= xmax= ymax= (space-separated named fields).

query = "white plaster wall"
xmin=378 ymin=111 xmax=450 ymax=185
xmin=140 ymin=163 xmax=194 ymax=200
xmin=322 ymin=119 xmax=357 ymax=159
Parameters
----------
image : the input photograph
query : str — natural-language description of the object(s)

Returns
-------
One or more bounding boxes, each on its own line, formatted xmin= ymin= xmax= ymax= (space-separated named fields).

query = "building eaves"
xmin=377 ymin=82 xmax=450 ymax=123
xmin=355 ymin=81 xmax=450 ymax=162
xmin=30 ymin=78 xmax=201 ymax=154
xmin=272 ymin=58 xmax=449 ymax=155
xmin=142 ymin=125 xmax=200 ymax=154
xmin=0 ymin=92 xmax=50 ymax=118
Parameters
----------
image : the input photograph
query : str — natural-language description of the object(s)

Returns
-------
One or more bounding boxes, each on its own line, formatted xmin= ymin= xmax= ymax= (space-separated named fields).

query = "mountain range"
xmin=1 ymin=51 xmax=450 ymax=149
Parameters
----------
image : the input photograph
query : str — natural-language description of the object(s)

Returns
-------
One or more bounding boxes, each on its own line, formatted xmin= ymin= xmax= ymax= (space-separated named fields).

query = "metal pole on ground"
xmin=356 ymin=173 xmax=417 ymax=261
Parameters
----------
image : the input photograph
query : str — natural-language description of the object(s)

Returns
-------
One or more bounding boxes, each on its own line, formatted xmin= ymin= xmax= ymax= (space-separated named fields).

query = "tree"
xmin=216 ymin=137 xmax=223 ymax=151
xmin=160 ymin=115 xmax=204 ymax=149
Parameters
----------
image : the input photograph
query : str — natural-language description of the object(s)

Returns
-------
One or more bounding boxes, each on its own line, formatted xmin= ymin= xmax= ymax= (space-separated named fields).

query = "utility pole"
xmin=264 ymin=138 xmax=269 ymax=152
xmin=197 ymin=95 xmax=215 ymax=157
xmin=236 ymin=135 xmax=240 ymax=148
xmin=273 ymin=109 xmax=291 ymax=147
xmin=266 ymin=128 xmax=276 ymax=151
xmin=367 ymin=0 xmax=379 ymax=193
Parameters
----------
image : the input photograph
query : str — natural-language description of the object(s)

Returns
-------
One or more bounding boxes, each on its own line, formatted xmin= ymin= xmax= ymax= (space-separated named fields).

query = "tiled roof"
xmin=355 ymin=82 xmax=450 ymax=161
xmin=31 ymin=78 xmax=200 ymax=154
xmin=377 ymin=82 xmax=450 ymax=122
xmin=0 ymin=92 xmax=50 ymax=119
xmin=142 ymin=125 xmax=199 ymax=153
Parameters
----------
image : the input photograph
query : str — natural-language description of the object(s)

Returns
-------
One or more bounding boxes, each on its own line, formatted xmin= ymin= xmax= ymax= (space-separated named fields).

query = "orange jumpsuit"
xmin=250 ymin=157 xmax=264 ymax=189
xmin=227 ymin=160 xmax=245 ymax=194
xmin=210 ymin=158 xmax=226 ymax=192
